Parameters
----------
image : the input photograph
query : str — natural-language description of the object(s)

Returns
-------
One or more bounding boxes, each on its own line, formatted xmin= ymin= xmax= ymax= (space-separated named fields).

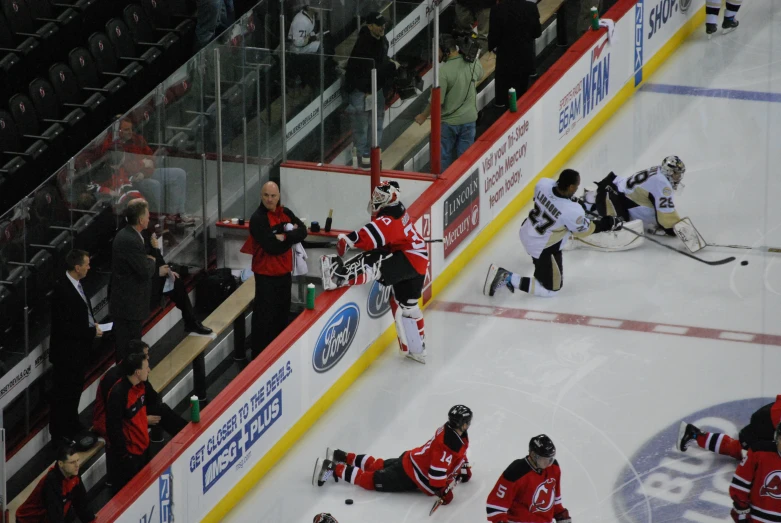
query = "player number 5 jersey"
xmin=486 ymin=458 xmax=565 ymax=523
xmin=520 ymin=178 xmax=592 ymax=258
xmin=729 ymin=449 xmax=781 ymax=521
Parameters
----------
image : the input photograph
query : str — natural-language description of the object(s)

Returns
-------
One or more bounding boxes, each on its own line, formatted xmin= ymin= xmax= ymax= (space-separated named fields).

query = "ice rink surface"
xmin=225 ymin=3 xmax=781 ymax=521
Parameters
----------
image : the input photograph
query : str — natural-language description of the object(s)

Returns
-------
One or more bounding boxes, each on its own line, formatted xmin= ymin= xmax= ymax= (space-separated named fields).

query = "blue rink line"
xmin=642 ymin=82 xmax=781 ymax=103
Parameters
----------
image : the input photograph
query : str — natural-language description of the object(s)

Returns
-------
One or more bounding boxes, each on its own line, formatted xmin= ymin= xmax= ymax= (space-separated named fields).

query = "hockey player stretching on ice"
xmin=677 ymin=395 xmax=781 ymax=460
xmin=486 ymin=434 xmax=572 ymax=523
xmin=484 ymin=169 xmax=623 ymax=298
xmin=313 ymin=405 xmax=472 ymax=507
xmin=320 ymin=181 xmax=429 ymax=363
xmin=728 ymin=423 xmax=781 ymax=522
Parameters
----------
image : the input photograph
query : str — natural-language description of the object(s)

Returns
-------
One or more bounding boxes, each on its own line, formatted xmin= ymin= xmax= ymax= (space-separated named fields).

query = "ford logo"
xmin=367 ymin=282 xmax=391 ymax=318
xmin=312 ymin=303 xmax=360 ymax=373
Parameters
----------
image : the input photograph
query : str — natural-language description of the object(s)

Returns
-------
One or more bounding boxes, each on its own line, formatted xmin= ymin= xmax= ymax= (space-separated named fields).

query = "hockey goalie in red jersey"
xmin=313 ymin=405 xmax=472 ymax=507
xmin=728 ymin=423 xmax=781 ymax=523
xmin=677 ymin=395 xmax=781 ymax=460
xmin=486 ymin=434 xmax=572 ymax=523
xmin=320 ymin=181 xmax=430 ymax=363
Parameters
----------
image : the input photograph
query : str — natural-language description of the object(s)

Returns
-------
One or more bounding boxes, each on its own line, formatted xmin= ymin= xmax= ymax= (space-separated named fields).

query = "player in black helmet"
xmin=486 ymin=434 xmax=572 ymax=523
xmin=313 ymin=406 xmax=472 ymax=508
xmin=313 ymin=514 xmax=338 ymax=523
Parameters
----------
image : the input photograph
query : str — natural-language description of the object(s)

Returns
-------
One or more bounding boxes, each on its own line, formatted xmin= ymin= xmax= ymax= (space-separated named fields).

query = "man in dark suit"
xmin=49 ymin=249 xmax=103 ymax=444
xmin=488 ymin=0 xmax=542 ymax=107
xmin=144 ymin=229 xmax=211 ymax=335
xmin=110 ymin=199 xmax=157 ymax=362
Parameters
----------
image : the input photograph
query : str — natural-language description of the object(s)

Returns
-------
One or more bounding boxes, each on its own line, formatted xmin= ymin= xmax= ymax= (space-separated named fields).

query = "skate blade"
xmin=406 ymin=352 xmax=427 ymax=364
xmin=483 ymin=264 xmax=498 ymax=296
xmin=675 ymin=421 xmax=688 ymax=452
xmin=722 ymin=26 xmax=737 ymax=35
xmin=313 ymin=457 xmax=323 ymax=486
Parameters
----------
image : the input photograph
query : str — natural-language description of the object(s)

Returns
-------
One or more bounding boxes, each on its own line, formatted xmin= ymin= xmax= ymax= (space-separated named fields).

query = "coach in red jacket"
xmin=245 ymin=181 xmax=306 ymax=358
xmin=16 ymin=444 xmax=95 ymax=523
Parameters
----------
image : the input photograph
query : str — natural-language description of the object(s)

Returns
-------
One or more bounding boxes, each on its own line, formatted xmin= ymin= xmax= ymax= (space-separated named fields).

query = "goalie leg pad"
xmin=320 ymin=254 xmax=343 ymax=291
xmin=394 ymin=300 xmax=425 ymax=356
xmin=389 ymin=292 xmax=406 ymax=353
xmin=570 ymin=219 xmax=645 ymax=252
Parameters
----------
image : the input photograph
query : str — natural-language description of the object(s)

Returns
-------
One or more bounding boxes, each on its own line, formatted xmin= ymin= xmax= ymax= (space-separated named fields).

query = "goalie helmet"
xmin=448 ymin=404 xmax=473 ymax=428
xmin=313 ymin=514 xmax=338 ymax=523
xmin=529 ymin=434 xmax=556 ymax=458
xmin=660 ymin=155 xmax=685 ymax=190
xmin=368 ymin=180 xmax=401 ymax=214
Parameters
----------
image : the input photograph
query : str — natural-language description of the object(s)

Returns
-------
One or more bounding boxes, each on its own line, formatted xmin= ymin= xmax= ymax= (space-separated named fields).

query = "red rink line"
xmin=429 ymin=301 xmax=781 ymax=347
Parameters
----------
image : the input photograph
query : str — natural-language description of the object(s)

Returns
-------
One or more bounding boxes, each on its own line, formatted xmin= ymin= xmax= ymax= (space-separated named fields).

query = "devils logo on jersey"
xmin=760 ymin=471 xmax=781 ymax=498
xmin=530 ymin=478 xmax=557 ymax=513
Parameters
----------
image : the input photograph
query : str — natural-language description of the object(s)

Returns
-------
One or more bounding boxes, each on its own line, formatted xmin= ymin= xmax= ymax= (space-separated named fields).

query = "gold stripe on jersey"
xmin=605 ymin=194 xmax=618 ymax=217
xmin=658 ymin=209 xmax=681 ymax=228
xmin=551 ymin=255 xmax=562 ymax=291
xmin=571 ymin=221 xmax=597 ymax=239
xmin=544 ymin=226 xmax=570 ymax=249
xmin=627 ymin=187 xmax=653 ymax=209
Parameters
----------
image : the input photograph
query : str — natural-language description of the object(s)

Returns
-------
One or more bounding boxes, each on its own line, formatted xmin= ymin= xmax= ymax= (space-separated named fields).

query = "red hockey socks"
xmin=696 ymin=432 xmax=743 ymax=460
xmin=348 ymin=454 xmax=384 ymax=471
xmin=335 ymin=464 xmax=378 ymax=491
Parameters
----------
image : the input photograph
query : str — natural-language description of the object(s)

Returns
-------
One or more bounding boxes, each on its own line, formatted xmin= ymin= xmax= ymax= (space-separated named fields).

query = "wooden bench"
xmin=382 ymin=0 xmax=567 ymax=171
xmin=7 ymin=277 xmax=257 ymax=522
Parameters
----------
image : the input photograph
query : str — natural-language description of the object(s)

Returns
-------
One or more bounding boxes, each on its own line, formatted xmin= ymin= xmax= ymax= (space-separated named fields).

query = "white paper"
xmin=162 ymin=271 xmax=175 ymax=293
xmin=98 ymin=322 xmax=113 ymax=332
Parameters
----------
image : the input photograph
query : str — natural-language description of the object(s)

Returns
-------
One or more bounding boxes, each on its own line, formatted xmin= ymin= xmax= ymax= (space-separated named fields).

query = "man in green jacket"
xmin=416 ymin=34 xmax=484 ymax=172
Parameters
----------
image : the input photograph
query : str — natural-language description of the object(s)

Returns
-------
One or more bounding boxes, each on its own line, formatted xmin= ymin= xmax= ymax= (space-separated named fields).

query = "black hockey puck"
xmin=345 ymin=499 xmax=354 ymax=505
xmin=741 ymin=260 xmax=749 ymax=266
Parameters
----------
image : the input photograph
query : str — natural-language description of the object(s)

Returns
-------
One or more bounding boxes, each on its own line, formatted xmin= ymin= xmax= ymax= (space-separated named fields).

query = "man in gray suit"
xmin=110 ymin=199 xmax=161 ymax=362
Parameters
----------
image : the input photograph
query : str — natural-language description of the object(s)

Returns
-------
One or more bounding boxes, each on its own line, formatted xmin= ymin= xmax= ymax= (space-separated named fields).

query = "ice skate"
xmin=706 ymin=23 xmax=717 ymax=38
xmin=312 ymin=457 xmax=336 ymax=486
xmin=326 ymin=447 xmax=348 ymax=464
xmin=722 ymin=17 xmax=739 ymax=34
xmin=676 ymin=421 xmax=703 ymax=452
xmin=406 ymin=348 xmax=427 ymax=364
xmin=483 ymin=264 xmax=515 ymax=296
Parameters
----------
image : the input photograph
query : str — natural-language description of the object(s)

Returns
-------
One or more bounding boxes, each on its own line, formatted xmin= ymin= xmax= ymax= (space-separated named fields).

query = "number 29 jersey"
xmin=520 ymin=178 xmax=593 ymax=258
xmin=613 ymin=166 xmax=681 ymax=229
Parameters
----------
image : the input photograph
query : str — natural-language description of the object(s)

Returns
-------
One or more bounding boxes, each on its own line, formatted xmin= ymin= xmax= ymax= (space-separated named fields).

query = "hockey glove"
xmin=554 ymin=508 xmax=572 ymax=523
xmin=459 ymin=462 xmax=472 ymax=483
xmin=336 ymin=234 xmax=350 ymax=257
xmin=435 ymin=487 xmax=454 ymax=505
xmin=597 ymin=215 xmax=623 ymax=233
xmin=731 ymin=501 xmax=749 ymax=522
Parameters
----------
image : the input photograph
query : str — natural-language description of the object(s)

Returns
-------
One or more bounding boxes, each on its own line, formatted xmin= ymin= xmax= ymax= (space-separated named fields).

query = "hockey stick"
xmin=309 ymin=239 xmax=444 ymax=249
xmin=706 ymin=243 xmax=781 ymax=254
xmin=429 ymin=478 xmax=460 ymax=516
xmin=585 ymin=212 xmax=735 ymax=266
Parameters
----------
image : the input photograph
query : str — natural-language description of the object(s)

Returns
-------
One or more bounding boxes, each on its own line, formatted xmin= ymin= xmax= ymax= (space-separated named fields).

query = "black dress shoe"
xmin=185 ymin=321 xmax=213 ymax=335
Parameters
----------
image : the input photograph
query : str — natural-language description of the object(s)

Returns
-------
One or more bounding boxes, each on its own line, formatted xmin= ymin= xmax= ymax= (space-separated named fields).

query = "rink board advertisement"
xmin=100 ymin=0 xmax=703 ymax=519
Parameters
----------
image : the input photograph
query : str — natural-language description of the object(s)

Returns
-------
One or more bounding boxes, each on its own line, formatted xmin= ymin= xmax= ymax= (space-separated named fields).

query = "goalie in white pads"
xmin=484 ymin=169 xmax=623 ymax=298
xmin=320 ymin=182 xmax=430 ymax=363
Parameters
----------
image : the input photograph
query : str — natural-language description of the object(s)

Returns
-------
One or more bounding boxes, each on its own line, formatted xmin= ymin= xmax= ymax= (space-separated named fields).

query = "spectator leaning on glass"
xmin=488 ymin=0 xmax=541 ymax=107
xmin=415 ymin=34 xmax=484 ymax=173
xmin=110 ymin=199 xmax=158 ymax=363
xmin=49 ymin=249 xmax=103 ymax=446
xmin=15 ymin=444 xmax=95 ymax=523
xmin=101 ymin=116 xmax=194 ymax=226
xmin=245 ymin=182 xmax=307 ymax=358
xmin=345 ymin=11 xmax=400 ymax=169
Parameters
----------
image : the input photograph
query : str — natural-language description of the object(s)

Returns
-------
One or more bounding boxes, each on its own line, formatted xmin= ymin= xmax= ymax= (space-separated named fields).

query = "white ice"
xmin=225 ymin=2 xmax=781 ymax=521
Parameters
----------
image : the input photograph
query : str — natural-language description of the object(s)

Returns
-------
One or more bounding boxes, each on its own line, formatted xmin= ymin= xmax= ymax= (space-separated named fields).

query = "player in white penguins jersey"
xmin=484 ymin=169 xmax=622 ymax=298
xmin=588 ymin=156 xmax=685 ymax=236
xmin=288 ymin=2 xmax=321 ymax=53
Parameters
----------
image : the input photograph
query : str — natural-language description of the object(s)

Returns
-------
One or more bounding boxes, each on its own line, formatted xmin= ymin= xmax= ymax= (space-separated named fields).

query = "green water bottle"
xmin=190 ymin=395 xmax=200 ymax=423
xmin=306 ymin=283 xmax=316 ymax=310
xmin=590 ymin=7 xmax=600 ymax=30
xmin=509 ymin=88 xmax=517 ymax=113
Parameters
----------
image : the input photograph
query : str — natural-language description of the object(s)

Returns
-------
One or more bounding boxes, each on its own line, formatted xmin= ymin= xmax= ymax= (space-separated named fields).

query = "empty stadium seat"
xmin=28 ymin=78 xmax=89 ymax=155
xmin=68 ymin=47 xmax=129 ymax=116
xmin=123 ymin=4 xmax=182 ymax=69
xmin=8 ymin=93 xmax=67 ymax=162
xmin=49 ymin=62 xmax=109 ymax=131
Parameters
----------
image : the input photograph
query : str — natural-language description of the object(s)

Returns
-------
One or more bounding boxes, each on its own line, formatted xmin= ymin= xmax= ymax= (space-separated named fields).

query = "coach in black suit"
xmin=49 ymin=249 xmax=103 ymax=444
xmin=110 ymin=199 xmax=157 ymax=362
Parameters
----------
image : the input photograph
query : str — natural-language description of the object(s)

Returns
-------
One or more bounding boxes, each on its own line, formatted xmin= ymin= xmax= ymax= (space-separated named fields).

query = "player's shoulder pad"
xmin=502 ymin=458 xmax=533 ymax=482
xmin=443 ymin=425 xmax=466 ymax=453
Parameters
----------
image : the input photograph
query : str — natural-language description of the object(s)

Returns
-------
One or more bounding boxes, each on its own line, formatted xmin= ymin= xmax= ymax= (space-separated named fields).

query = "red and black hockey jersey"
xmin=486 ymin=458 xmax=567 ymax=523
xmin=402 ymin=424 xmax=469 ymax=495
xmin=16 ymin=466 xmax=95 ymax=523
xmin=343 ymin=203 xmax=429 ymax=275
xmin=106 ymin=377 xmax=149 ymax=456
xmin=92 ymin=365 xmax=124 ymax=439
xmin=730 ymin=448 xmax=781 ymax=522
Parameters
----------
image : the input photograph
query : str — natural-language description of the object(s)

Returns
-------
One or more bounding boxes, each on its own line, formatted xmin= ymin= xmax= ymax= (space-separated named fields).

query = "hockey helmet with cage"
xmin=660 ymin=155 xmax=685 ymax=190
xmin=529 ymin=434 xmax=556 ymax=458
xmin=448 ymin=405 xmax=473 ymax=428
xmin=313 ymin=514 xmax=338 ymax=523
xmin=368 ymin=181 xmax=401 ymax=214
